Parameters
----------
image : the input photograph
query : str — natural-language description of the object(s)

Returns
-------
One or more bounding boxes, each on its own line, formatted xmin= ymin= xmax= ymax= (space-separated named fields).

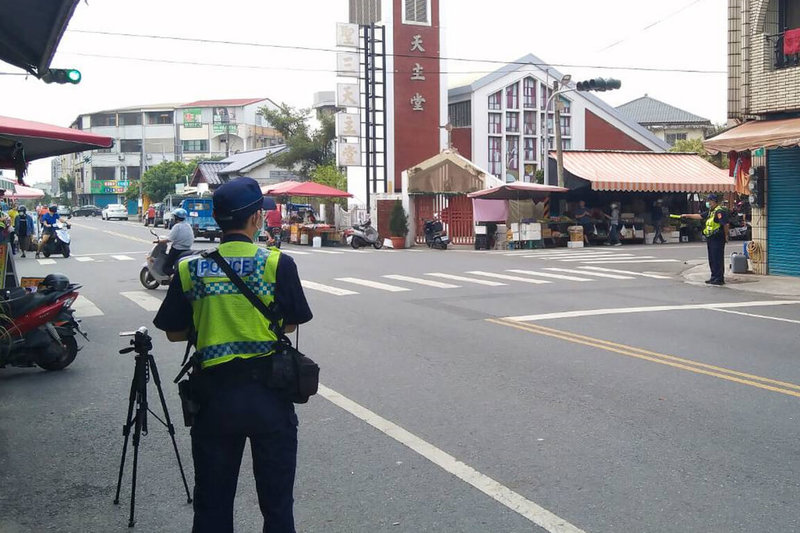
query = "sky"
xmin=1 ymin=0 xmax=728 ymax=185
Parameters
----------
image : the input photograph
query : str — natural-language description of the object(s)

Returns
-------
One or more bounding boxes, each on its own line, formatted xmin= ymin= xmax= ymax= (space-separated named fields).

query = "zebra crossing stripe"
xmin=285 ymin=250 xmax=311 ymax=255
xmin=121 ymin=291 xmax=163 ymax=311
xmin=557 ymin=254 xmax=644 ymax=262
xmin=544 ymin=268 xmax=633 ymax=280
xmin=506 ymin=269 xmax=594 ymax=282
xmin=466 ymin=271 xmax=551 ymax=284
xmin=112 ymin=255 xmax=135 ymax=261
xmin=309 ymin=249 xmax=345 ymax=255
xmin=383 ymin=275 xmax=459 ymax=289
xmin=425 ymin=273 xmax=507 ymax=286
xmin=581 ymin=259 xmax=678 ymax=264
xmin=335 ymin=277 xmax=411 ymax=292
xmin=578 ymin=266 xmax=671 ymax=279
xmin=301 ymin=280 xmax=359 ymax=296
xmin=523 ymin=252 xmax=617 ymax=259
xmin=72 ymin=296 xmax=103 ymax=317
xmin=37 ymin=259 xmax=57 ymax=265
xmin=75 ymin=257 xmax=95 ymax=262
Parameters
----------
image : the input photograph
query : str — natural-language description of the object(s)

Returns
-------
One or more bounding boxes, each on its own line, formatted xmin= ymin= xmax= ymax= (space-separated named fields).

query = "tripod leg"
xmin=149 ymin=355 xmax=193 ymax=503
xmin=128 ymin=399 xmax=144 ymax=528
xmin=114 ymin=364 xmax=140 ymax=505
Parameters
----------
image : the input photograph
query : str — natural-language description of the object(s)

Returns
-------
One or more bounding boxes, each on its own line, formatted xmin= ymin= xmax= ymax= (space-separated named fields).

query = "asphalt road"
xmin=2 ymin=217 xmax=799 ymax=532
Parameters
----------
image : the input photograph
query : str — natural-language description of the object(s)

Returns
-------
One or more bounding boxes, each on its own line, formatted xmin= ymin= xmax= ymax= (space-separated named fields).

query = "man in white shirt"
xmin=162 ymin=208 xmax=195 ymax=274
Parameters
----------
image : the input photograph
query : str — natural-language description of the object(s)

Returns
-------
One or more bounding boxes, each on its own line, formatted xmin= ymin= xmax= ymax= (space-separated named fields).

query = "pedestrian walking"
xmin=154 ymin=177 xmax=313 ymax=533
xmin=651 ymin=199 xmax=667 ymax=244
xmin=14 ymin=206 xmax=34 ymax=258
xmin=680 ymin=193 xmax=729 ymax=285
xmin=573 ymin=200 xmax=593 ymax=246
xmin=145 ymin=204 xmax=156 ymax=226
xmin=603 ymin=202 xmax=622 ymax=246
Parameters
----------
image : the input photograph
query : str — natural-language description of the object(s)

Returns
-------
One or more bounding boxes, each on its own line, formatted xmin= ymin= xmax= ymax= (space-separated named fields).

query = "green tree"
xmin=310 ymin=164 xmax=348 ymax=208
xmin=389 ymin=200 xmax=409 ymax=237
xmin=670 ymin=137 xmax=728 ymax=169
xmin=126 ymin=160 xmax=197 ymax=203
xmin=257 ymin=104 xmax=335 ymax=178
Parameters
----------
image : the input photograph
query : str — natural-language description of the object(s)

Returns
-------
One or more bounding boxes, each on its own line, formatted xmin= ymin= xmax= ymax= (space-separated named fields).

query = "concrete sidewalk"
xmin=682 ymin=261 xmax=800 ymax=298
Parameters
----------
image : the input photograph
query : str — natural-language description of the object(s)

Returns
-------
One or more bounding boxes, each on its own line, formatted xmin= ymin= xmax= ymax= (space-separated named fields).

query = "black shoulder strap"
xmin=202 ymin=248 xmax=288 ymax=341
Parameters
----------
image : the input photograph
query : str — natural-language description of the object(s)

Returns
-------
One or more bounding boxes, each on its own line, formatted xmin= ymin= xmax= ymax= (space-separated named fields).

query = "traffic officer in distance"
xmin=154 ymin=177 xmax=312 ymax=533
xmin=680 ymin=193 xmax=730 ymax=285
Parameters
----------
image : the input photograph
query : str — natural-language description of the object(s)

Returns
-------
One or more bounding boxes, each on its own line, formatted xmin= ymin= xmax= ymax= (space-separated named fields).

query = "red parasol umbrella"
xmin=261 ymin=181 xmax=352 ymax=198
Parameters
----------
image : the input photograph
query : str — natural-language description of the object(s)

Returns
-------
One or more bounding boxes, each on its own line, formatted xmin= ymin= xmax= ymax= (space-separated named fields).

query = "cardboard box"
xmin=567 ymin=241 xmax=584 ymax=248
xmin=474 ymin=225 xmax=487 ymax=235
xmin=645 ymin=232 xmax=655 ymax=244
xmin=634 ymin=229 xmax=644 ymax=239
xmin=542 ymin=228 xmax=552 ymax=238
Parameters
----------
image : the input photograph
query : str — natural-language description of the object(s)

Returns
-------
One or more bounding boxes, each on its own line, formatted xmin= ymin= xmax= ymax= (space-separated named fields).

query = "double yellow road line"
xmin=488 ymin=318 xmax=800 ymax=398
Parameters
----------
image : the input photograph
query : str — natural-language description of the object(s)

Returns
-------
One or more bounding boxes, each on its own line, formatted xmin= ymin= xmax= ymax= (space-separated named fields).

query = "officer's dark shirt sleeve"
xmin=153 ymin=274 xmax=192 ymax=333
xmin=275 ymin=253 xmax=313 ymax=325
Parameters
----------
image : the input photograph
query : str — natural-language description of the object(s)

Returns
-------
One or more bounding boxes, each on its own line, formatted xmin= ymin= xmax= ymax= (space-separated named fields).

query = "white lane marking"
xmin=75 ymin=257 xmax=95 ymax=262
xmin=426 ymin=273 xmax=507 ymax=287
xmin=579 ymin=266 xmax=671 ymax=279
xmin=103 ymin=230 xmax=152 ymax=244
xmin=522 ymin=252 xmax=617 ymax=259
xmin=37 ymin=259 xmax=57 ymax=265
xmin=544 ymin=268 xmax=633 ymax=280
xmin=309 ymin=249 xmax=345 ymax=255
xmin=73 ymin=251 xmax=147 ymax=257
xmin=301 ymin=280 xmax=359 ymax=296
xmin=383 ymin=274 xmax=459 ymax=289
xmin=72 ymin=296 xmax=103 ymax=318
xmin=711 ymin=308 xmax=800 ymax=325
xmin=506 ymin=269 xmax=594 ymax=282
xmin=111 ymin=255 xmax=135 ymax=261
xmin=335 ymin=277 xmax=411 ymax=292
xmin=580 ymin=259 xmax=680 ymax=264
xmin=318 ymin=384 xmax=585 ymax=533
xmin=557 ymin=254 xmax=647 ymax=262
xmin=284 ymin=250 xmax=311 ymax=255
xmin=120 ymin=291 xmax=163 ymax=311
xmin=466 ymin=271 xmax=551 ymax=284
xmin=504 ymin=300 xmax=800 ymax=322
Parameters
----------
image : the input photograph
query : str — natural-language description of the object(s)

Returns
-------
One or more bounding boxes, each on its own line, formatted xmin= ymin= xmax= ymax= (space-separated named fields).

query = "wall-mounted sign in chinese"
xmin=212 ymin=107 xmax=236 ymax=124
xmin=336 ymin=113 xmax=360 ymax=138
xmin=183 ymin=108 xmax=202 ymax=128
xmin=336 ymin=52 xmax=360 ymax=78
xmin=212 ymin=123 xmax=238 ymax=135
xmin=409 ymin=35 xmax=426 ymax=111
xmin=337 ymin=142 xmax=361 ymax=167
xmin=336 ymin=23 xmax=359 ymax=48
xmin=91 ymin=180 xmax=129 ymax=194
xmin=336 ymin=83 xmax=360 ymax=107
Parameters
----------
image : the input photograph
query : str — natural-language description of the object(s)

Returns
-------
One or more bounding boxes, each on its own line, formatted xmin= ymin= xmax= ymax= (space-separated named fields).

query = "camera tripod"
xmin=113 ymin=327 xmax=192 ymax=527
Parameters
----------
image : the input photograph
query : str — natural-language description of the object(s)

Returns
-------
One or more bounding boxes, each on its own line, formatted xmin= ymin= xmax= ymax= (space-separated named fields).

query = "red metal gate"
xmin=413 ymin=194 xmax=474 ymax=245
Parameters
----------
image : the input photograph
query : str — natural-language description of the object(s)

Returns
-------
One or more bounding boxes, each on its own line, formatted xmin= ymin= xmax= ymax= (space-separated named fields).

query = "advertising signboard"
xmin=90 ymin=180 xmax=130 ymax=194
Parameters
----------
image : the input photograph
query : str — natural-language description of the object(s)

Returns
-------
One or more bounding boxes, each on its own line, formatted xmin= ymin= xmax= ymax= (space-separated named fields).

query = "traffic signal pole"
xmin=544 ymin=85 xmax=577 ymax=188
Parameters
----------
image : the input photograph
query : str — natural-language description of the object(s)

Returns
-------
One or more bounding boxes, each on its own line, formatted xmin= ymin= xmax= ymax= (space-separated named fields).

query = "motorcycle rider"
xmin=161 ymin=208 xmax=194 ymax=275
xmin=265 ymin=203 xmax=282 ymax=246
xmin=36 ymin=205 xmax=61 ymax=259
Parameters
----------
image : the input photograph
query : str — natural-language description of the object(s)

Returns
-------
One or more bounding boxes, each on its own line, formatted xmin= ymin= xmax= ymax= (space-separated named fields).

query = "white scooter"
xmin=139 ymin=230 xmax=194 ymax=290
xmin=346 ymin=218 xmax=383 ymax=249
xmin=40 ymin=221 xmax=72 ymax=258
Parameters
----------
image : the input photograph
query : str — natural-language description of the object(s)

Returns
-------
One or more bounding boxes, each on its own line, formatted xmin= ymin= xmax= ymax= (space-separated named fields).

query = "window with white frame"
xmin=523 ymin=112 xmax=536 ymax=135
xmin=506 ymin=112 xmax=519 ymax=133
xmin=488 ymin=137 xmax=502 ymax=177
xmin=560 ymin=116 xmax=571 ymax=137
xmin=404 ymin=0 xmax=429 ymax=24
xmin=505 ymin=83 xmax=519 ymax=109
xmin=488 ymin=113 xmax=502 ymax=134
xmin=523 ymin=78 xmax=536 ymax=108
xmin=558 ymin=96 xmax=571 ymax=114
xmin=506 ymin=136 xmax=519 ymax=170
xmin=665 ymin=132 xmax=688 ymax=146
xmin=524 ymin=138 xmax=537 ymax=161
xmin=540 ymin=83 xmax=552 ymax=110
xmin=488 ymin=91 xmax=501 ymax=111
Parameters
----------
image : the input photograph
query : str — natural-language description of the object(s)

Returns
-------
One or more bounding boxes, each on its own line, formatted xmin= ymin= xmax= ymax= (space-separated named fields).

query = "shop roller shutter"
xmin=767 ymin=147 xmax=800 ymax=276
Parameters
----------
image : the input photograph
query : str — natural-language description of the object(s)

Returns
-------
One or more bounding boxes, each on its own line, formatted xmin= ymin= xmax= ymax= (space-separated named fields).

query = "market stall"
xmin=261 ymin=181 xmax=352 ymax=246
xmin=468 ymin=182 xmax=568 ymax=249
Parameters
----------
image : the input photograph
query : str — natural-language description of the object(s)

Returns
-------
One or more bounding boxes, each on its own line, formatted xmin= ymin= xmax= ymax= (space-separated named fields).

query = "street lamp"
xmin=543 ymin=74 xmax=573 ymax=188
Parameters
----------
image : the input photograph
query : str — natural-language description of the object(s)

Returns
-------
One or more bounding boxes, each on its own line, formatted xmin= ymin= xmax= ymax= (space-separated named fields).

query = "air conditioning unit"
xmin=118 ymin=154 xmax=125 ymax=161
xmin=146 ymin=154 xmax=153 ymax=160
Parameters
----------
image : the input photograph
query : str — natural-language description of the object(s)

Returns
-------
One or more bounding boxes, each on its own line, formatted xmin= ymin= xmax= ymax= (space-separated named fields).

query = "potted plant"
xmin=389 ymin=200 xmax=409 ymax=249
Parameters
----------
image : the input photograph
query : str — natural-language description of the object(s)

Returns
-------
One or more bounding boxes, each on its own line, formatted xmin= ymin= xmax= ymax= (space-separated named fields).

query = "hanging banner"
xmin=336 ymin=113 xmax=360 ymax=138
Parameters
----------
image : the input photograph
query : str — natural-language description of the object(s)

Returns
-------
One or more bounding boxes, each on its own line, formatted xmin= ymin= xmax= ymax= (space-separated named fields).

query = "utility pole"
xmin=553 ymin=80 xmax=565 ymax=188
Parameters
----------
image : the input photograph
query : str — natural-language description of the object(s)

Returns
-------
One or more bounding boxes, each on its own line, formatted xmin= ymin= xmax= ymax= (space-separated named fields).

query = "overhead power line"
xmin=67 ymin=29 xmax=726 ymax=75
xmin=597 ymin=0 xmax=707 ymax=52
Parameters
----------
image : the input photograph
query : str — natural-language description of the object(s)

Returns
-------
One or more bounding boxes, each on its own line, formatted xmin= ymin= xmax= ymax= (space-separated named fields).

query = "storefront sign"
xmin=90 ymin=180 xmax=129 ymax=194
xmin=183 ymin=108 xmax=202 ymax=128
xmin=212 ymin=123 xmax=237 ymax=134
xmin=336 ymin=113 xmax=360 ymax=138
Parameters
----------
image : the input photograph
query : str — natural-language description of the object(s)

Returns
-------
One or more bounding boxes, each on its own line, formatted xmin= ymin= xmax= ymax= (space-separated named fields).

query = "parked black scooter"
xmin=424 ymin=220 xmax=450 ymax=249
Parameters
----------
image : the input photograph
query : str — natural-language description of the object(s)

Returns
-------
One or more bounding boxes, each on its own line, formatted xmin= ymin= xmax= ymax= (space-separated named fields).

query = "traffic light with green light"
xmin=42 ymin=68 xmax=82 ymax=85
xmin=576 ymin=78 xmax=621 ymax=92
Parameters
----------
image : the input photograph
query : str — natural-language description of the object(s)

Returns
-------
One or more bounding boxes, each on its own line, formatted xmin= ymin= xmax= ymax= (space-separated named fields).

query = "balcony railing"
xmin=772 ymin=31 xmax=800 ymax=69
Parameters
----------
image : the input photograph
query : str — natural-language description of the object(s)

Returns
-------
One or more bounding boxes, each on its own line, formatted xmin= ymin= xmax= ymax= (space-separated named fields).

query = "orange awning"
xmin=560 ymin=151 xmax=734 ymax=193
xmin=704 ymin=118 xmax=800 ymax=153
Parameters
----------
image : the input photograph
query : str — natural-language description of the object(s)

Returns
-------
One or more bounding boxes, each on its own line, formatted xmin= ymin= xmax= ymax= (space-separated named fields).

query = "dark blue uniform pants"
xmin=707 ymin=235 xmax=725 ymax=282
xmin=191 ymin=380 xmax=298 ymax=533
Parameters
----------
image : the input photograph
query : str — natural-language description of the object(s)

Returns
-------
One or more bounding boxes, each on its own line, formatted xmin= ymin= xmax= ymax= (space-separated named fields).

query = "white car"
xmin=102 ymin=203 xmax=128 ymax=220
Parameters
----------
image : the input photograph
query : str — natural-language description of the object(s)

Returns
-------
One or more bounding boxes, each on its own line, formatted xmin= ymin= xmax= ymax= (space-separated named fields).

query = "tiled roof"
xmin=616 ymin=96 xmax=711 ymax=126
xmin=194 ymin=161 xmax=228 ymax=186
xmin=217 ymin=145 xmax=287 ymax=175
xmin=180 ymin=98 xmax=268 ymax=108
xmin=448 ymin=53 xmax=670 ymax=152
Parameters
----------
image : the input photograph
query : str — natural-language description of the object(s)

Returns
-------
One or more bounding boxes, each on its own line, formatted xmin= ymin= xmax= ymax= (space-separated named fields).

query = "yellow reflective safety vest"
xmin=703 ymin=206 xmax=725 ymax=237
xmin=178 ymin=241 xmax=281 ymax=369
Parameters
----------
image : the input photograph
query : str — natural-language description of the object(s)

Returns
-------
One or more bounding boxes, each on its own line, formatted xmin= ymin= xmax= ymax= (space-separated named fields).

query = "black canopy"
xmin=0 ymin=0 xmax=80 ymax=76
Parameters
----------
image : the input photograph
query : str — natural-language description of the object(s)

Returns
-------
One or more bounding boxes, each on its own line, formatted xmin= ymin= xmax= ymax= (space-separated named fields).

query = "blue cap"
xmin=213 ymin=177 xmax=276 ymax=221
xmin=707 ymin=193 xmax=720 ymax=201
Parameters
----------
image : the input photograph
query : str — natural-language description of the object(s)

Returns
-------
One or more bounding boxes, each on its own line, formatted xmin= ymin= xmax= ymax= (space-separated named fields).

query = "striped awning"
xmin=559 ymin=150 xmax=734 ymax=193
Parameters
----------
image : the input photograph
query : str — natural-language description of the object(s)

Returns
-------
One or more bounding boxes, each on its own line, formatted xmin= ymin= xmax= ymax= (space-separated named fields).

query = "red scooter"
xmin=0 ymin=273 xmax=88 ymax=371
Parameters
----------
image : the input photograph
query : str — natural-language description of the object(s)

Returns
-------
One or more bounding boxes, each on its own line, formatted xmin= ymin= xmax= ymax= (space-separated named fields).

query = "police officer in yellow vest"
xmin=680 ymin=193 xmax=730 ymax=285
xmin=154 ymin=177 xmax=312 ymax=533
